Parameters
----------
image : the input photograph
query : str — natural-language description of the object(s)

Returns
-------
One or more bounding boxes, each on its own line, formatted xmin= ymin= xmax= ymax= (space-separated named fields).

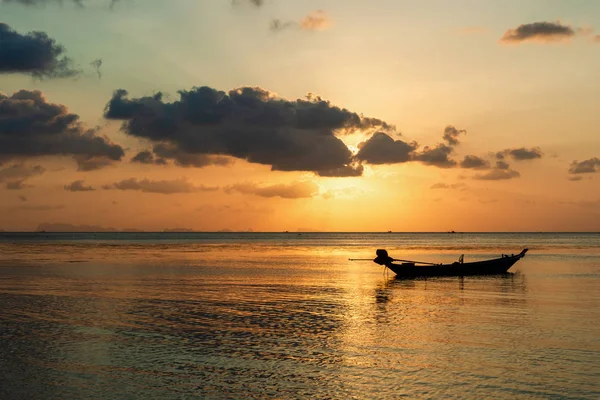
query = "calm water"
xmin=0 ymin=233 xmax=599 ymax=399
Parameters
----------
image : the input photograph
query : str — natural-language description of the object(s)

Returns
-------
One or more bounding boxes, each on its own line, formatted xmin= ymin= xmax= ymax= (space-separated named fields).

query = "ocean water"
xmin=0 ymin=232 xmax=599 ymax=399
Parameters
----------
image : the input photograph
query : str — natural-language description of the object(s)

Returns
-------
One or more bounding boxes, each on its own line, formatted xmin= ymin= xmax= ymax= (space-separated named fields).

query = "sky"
xmin=0 ymin=0 xmax=599 ymax=232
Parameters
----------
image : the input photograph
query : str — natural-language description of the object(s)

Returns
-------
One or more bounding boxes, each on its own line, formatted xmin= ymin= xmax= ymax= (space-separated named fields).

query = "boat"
xmin=373 ymin=248 xmax=528 ymax=278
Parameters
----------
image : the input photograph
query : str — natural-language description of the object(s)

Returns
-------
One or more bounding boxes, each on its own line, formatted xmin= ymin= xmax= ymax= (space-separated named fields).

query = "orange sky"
xmin=1 ymin=1 xmax=599 ymax=232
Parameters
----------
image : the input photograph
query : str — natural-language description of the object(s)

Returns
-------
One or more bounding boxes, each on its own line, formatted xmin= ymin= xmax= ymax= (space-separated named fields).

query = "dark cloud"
xmin=473 ymin=169 xmax=520 ymax=180
xmin=152 ymin=143 xmax=232 ymax=168
xmin=413 ymin=144 xmax=456 ymax=168
xmin=500 ymin=21 xmax=577 ymax=43
xmin=567 ymin=176 xmax=583 ymax=182
xmin=131 ymin=150 xmax=167 ymax=165
xmin=316 ymin=164 xmax=363 ymax=177
xmin=0 ymin=90 xmax=124 ymax=169
xmin=0 ymin=22 xmax=79 ymax=78
xmin=568 ymin=157 xmax=600 ymax=174
xmin=355 ymin=132 xmax=416 ymax=164
xmin=0 ymin=164 xmax=45 ymax=189
xmin=37 ymin=222 xmax=119 ymax=232
xmin=102 ymin=178 xmax=218 ymax=194
xmin=18 ymin=195 xmax=27 ymax=201
xmin=64 ymin=179 xmax=95 ymax=191
xmin=104 ymin=86 xmax=392 ymax=177
xmin=460 ymin=155 xmax=490 ymax=169
xmin=496 ymin=147 xmax=543 ymax=161
xmin=496 ymin=160 xmax=510 ymax=170
xmin=225 ymin=181 xmax=319 ymax=199
xmin=442 ymin=125 xmax=466 ymax=146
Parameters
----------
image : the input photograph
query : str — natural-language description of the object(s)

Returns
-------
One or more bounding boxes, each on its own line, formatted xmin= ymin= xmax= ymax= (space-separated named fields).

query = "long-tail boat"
xmin=373 ymin=249 xmax=528 ymax=278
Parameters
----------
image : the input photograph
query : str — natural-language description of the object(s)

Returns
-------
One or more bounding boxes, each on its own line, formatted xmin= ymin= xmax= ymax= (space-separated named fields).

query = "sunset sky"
xmin=1 ymin=0 xmax=599 ymax=232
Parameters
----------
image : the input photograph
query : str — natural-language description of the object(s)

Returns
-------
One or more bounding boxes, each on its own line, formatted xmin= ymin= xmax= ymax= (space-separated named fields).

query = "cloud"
xmin=131 ymin=150 xmax=167 ymax=165
xmin=473 ymin=169 xmax=520 ymax=180
xmin=0 ymin=22 xmax=79 ymax=79
xmin=495 ymin=160 xmax=510 ymax=170
xmin=567 ymin=176 xmax=583 ymax=182
xmin=413 ymin=144 xmax=456 ymax=168
xmin=497 ymin=147 xmax=543 ymax=161
xmin=0 ymin=164 xmax=45 ymax=188
xmin=104 ymin=86 xmax=392 ymax=177
xmin=102 ymin=178 xmax=218 ymax=194
xmin=232 ymin=0 xmax=263 ymax=7
xmin=568 ymin=157 xmax=600 ymax=174
xmin=18 ymin=195 xmax=27 ymax=201
xmin=500 ymin=21 xmax=577 ymax=44
xmin=0 ymin=90 xmax=124 ymax=169
xmin=442 ymin=125 xmax=466 ymax=146
xmin=90 ymin=59 xmax=102 ymax=79
xmin=271 ymin=10 xmax=332 ymax=33
xmin=460 ymin=155 xmax=490 ymax=169
xmin=225 ymin=181 xmax=319 ymax=199
xmin=152 ymin=143 xmax=233 ymax=168
xmin=355 ymin=132 xmax=417 ymax=164
xmin=64 ymin=180 xmax=95 ymax=191
xmin=2 ymin=0 xmax=120 ymax=9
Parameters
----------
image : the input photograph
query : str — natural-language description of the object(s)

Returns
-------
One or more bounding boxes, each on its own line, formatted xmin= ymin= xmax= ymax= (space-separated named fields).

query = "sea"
xmin=0 ymin=232 xmax=599 ymax=399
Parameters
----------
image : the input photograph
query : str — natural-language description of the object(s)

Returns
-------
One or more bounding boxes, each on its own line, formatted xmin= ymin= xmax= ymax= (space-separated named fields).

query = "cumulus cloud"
xmin=0 ymin=22 xmax=79 ymax=78
xmin=131 ymin=150 xmax=167 ymax=165
xmin=102 ymin=178 xmax=218 ymax=194
xmin=64 ymin=180 xmax=95 ymax=191
xmin=473 ymin=169 xmax=520 ymax=180
xmin=497 ymin=147 xmax=543 ymax=161
xmin=225 ymin=181 xmax=319 ymax=199
xmin=0 ymin=164 xmax=45 ymax=189
xmin=442 ymin=125 xmax=466 ymax=146
xmin=355 ymin=132 xmax=417 ymax=165
xmin=568 ymin=157 xmax=600 ymax=174
xmin=413 ymin=144 xmax=456 ymax=168
xmin=500 ymin=21 xmax=577 ymax=44
xmin=495 ymin=160 xmax=510 ymax=170
xmin=460 ymin=155 xmax=490 ymax=169
xmin=0 ymin=90 xmax=124 ymax=169
xmin=104 ymin=86 xmax=392 ymax=177
xmin=152 ymin=143 xmax=233 ymax=168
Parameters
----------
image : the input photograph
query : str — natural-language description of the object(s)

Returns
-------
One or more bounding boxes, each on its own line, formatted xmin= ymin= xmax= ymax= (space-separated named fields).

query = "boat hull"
xmin=384 ymin=249 xmax=527 ymax=278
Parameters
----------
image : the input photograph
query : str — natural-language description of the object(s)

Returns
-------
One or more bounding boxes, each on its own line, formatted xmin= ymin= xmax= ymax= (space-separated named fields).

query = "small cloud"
xmin=568 ymin=157 xmax=600 ymax=174
xmin=18 ymin=195 xmax=27 ymax=202
xmin=567 ymin=176 xmax=583 ymax=182
xmin=0 ymin=164 xmax=45 ymax=188
xmin=460 ymin=155 xmax=490 ymax=170
xmin=496 ymin=160 xmax=510 ymax=170
xmin=413 ymin=144 xmax=456 ymax=168
xmin=442 ymin=125 xmax=466 ymax=146
xmin=131 ymin=150 xmax=167 ymax=165
xmin=90 ymin=59 xmax=102 ymax=80
xmin=500 ymin=21 xmax=577 ymax=44
xmin=473 ymin=169 xmax=520 ymax=180
xmin=64 ymin=180 xmax=95 ymax=192
xmin=478 ymin=199 xmax=498 ymax=204
xmin=225 ymin=181 xmax=318 ymax=199
xmin=232 ymin=0 xmax=263 ymax=7
xmin=103 ymin=178 xmax=218 ymax=194
xmin=497 ymin=147 xmax=543 ymax=161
